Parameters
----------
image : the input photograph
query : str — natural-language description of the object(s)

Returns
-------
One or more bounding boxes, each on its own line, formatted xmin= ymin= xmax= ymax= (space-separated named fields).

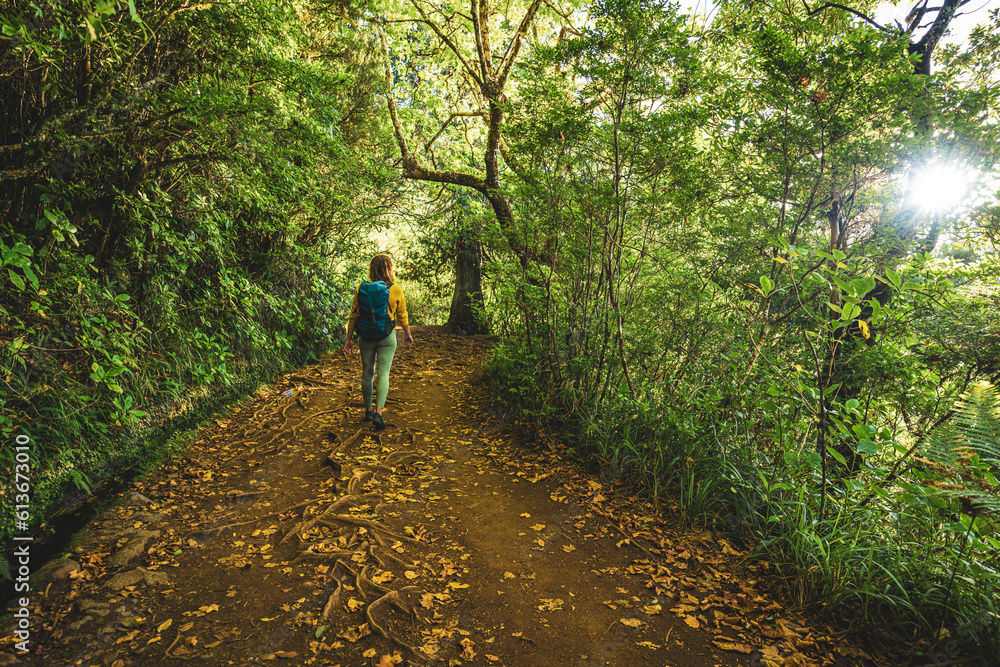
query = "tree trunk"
xmin=446 ymin=231 xmax=487 ymax=334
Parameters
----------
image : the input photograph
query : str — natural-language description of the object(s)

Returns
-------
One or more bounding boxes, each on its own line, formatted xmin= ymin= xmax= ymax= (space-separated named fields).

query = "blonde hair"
xmin=369 ymin=254 xmax=395 ymax=284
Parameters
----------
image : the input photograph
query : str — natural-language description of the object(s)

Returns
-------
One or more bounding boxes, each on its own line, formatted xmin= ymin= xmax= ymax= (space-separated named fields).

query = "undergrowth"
xmin=484 ymin=340 xmax=1000 ymax=663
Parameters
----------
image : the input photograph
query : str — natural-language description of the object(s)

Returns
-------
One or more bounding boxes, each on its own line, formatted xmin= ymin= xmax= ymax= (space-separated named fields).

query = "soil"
xmin=2 ymin=326 xmax=868 ymax=667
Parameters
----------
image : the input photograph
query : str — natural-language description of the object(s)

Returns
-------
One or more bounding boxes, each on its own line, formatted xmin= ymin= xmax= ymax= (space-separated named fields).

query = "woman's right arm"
xmin=395 ymin=288 xmax=413 ymax=347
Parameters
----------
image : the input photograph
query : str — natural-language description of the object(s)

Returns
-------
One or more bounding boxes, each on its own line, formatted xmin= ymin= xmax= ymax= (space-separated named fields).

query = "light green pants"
xmin=359 ymin=331 xmax=397 ymax=409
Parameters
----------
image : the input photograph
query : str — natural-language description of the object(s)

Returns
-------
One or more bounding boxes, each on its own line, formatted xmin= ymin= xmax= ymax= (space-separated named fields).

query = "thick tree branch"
xmin=909 ymin=0 xmax=967 ymax=75
xmin=470 ymin=0 xmax=493 ymax=86
xmin=498 ymin=0 xmax=544 ymax=90
xmin=380 ymin=26 xmax=489 ymax=192
xmin=380 ymin=26 xmax=415 ymax=165
xmin=802 ymin=1 xmax=891 ymax=33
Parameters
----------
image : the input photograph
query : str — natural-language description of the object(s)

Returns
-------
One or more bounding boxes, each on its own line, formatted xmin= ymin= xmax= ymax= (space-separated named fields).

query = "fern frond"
xmin=919 ymin=382 xmax=1000 ymax=517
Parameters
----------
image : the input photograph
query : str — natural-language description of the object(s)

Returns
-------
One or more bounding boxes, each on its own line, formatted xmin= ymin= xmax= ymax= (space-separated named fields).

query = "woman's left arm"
xmin=344 ymin=288 xmax=360 ymax=353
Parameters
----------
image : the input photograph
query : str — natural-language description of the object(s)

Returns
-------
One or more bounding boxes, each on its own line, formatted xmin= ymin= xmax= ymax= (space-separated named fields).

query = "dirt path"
xmin=3 ymin=327 xmax=858 ymax=667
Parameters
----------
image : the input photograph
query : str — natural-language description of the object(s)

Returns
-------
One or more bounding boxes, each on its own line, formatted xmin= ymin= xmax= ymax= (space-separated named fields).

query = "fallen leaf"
xmin=404 ymin=570 xmax=418 ymax=580
xmin=636 ymin=641 xmax=661 ymax=650
xmin=363 ymin=649 xmax=377 ymax=658
xmin=198 ymin=604 xmax=219 ymax=614
xmin=620 ymin=618 xmax=643 ymax=628
xmin=116 ymin=630 xmax=139 ymax=645
xmin=683 ymin=615 xmax=699 ymax=629
xmin=563 ymin=544 xmax=576 ymax=553
xmin=377 ymin=653 xmax=403 ymax=667
xmin=642 ymin=604 xmax=662 ymax=615
xmin=531 ymin=524 xmax=546 ymax=531
xmin=713 ymin=638 xmax=754 ymax=654
xmin=372 ymin=570 xmax=394 ymax=585
xmin=537 ymin=598 xmax=564 ymax=611
xmin=337 ymin=622 xmax=371 ymax=643
xmin=157 ymin=619 xmax=173 ymax=632
xmin=503 ymin=572 xmax=516 ymax=579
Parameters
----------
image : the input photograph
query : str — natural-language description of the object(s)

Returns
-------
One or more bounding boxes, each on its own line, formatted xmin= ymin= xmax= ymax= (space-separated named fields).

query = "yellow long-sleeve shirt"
xmin=348 ymin=282 xmax=409 ymax=331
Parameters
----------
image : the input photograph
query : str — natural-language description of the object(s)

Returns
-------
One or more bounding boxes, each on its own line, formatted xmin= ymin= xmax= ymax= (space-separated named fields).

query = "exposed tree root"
xmin=289 ymin=375 xmax=342 ymax=389
xmin=279 ymin=494 xmax=379 ymax=544
xmin=367 ymin=542 xmax=416 ymax=571
xmin=315 ymin=514 xmax=423 ymax=544
xmin=186 ymin=499 xmax=315 ymax=539
xmin=384 ymin=450 xmax=423 ymax=473
xmin=263 ymin=428 xmax=296 ymax=456
xmin=293 ymin=408 xmax=353 ymax=431
xmin=367 ymin=588 xmax=435 ymax=663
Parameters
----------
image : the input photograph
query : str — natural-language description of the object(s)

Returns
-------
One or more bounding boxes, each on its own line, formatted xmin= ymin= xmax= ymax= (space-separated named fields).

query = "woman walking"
xmin=343 ymin=254 xmax=413 ymax=430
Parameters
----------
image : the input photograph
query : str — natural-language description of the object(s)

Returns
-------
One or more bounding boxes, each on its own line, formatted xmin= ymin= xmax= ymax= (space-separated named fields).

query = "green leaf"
xmin=885 ymin=268 xmax=901 ymax=288
xmin=84 ymin=15 xmax=98 ymax=42
xmin=9 ymin=335 xmax=27 ymax=353
xmin=7 ymin=269 xmax=25 ymax=290
xmin=856 ymin=440 xmax=877 ymax=456
xmin=22 ymin=265 xmax=39 ymax=291
xmin=831 ymin=276 xmax=853 ymax=294
xmin=760 ymin=275 xmax=774 ymax=295
xmin=851 ymin=277 xmax=875 ymax=296
xmin=827 ymin=447 xmax=848 ymax=467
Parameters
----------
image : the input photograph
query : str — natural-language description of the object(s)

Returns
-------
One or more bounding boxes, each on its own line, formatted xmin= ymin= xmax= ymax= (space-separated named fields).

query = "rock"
xmin=0 ymin=652 xmax=21 ymax=665
xmin=32 ymin=558 xmax=81 ymax=586
xmin=68 ymin=616 xmax=94 ymax=631
xmin=104 ymin=567 xmax=168 ymax=591
xmin=107 ymin=531 xmax=160 ymax=568
xmin=132 ymin=512 xmax=167 ymax=524
xmin=143 ymin=569 xmax=170 ymax=586
xmin=105 ymin=569 xmax=145 ymax=591
xmin=126 ymin=492 xmax=154 ymax=506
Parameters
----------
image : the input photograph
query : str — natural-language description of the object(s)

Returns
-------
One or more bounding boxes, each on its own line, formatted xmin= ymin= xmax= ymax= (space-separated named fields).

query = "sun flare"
xmin=910 ymin=163 xmax=970 ymax=211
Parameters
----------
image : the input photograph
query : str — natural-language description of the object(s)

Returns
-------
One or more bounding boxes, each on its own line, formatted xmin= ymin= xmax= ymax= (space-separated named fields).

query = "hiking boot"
xmin=363 ymin=408 xmax=374 ymax=422
xmin=372 ymin=412 xmax=386 ymax=431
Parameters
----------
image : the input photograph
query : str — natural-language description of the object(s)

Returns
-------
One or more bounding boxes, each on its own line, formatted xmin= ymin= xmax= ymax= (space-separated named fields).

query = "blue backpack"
xmin=355 ymin=281 xmax=395 ymax=341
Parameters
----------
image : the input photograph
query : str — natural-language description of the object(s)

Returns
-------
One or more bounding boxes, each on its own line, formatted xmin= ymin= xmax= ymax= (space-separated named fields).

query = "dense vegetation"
xmin=0 ymin=0 xmax=400 ymax=549
xmin=473 ymin=1 xmax=1000 ymax=659
xmin=3 ymin=0 xmax=999 ymax=660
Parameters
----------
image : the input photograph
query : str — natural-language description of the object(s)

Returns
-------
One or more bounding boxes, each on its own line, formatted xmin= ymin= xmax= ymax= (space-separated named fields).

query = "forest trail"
xmin=4 ymin=327 xmax=858 ymax=667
